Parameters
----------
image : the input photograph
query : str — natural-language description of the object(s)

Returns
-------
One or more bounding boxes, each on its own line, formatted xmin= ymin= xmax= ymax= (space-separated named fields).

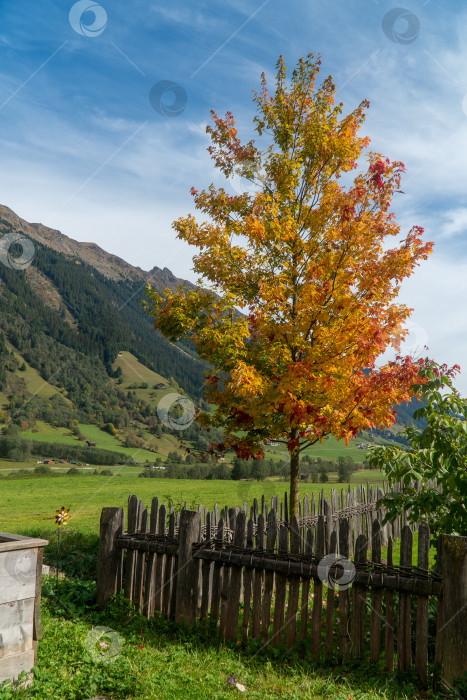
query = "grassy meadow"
xmin=0 ymin=469 xmax=384 ymax=537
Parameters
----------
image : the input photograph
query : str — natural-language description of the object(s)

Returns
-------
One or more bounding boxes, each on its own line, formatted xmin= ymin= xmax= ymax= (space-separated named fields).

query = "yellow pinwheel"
xmin=54 ymin=507 xmax=70 ymax=527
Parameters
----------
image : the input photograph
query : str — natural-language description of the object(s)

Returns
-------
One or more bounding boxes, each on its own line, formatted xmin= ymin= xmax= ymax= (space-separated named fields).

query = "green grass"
xmin=112 ymin=350 xmax=182 ymax=410
xmin=5 ymin=341 xmax=62 ymax=400
xmin=264 ymin=435 xmax=376 ymax=464
xmin=18 ymin=420 xmax=162 ymax=463
xmin=0 ymin=578 xmax=454 ymax=700
xmin=0 ymin=471 xmax=383 ymax=540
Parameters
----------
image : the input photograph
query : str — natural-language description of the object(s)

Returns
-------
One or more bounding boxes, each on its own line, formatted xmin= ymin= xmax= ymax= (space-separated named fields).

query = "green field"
xmin=111 ymin=350 xmax=184 ymax=410
xmin=0 ymin=470 xmax=383 ymax=537
xmin=18 ymin=420 xmax=164 ymax=463
xmin=263 ymin=434 xmax=372 ymax=463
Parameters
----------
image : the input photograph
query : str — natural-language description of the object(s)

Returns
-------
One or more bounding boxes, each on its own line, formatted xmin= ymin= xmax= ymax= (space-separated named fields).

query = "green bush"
xmin=34 ymin=465 xmax=53 ymax=475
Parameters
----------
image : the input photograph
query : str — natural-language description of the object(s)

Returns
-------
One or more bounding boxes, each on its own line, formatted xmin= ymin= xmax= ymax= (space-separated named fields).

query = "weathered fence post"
xmin=438 ymin=535 xmax=467 ymax=689
xmin=175 ymin=510 xmax=201 ymax=624
xmin=97 ymin=507 xmax=124 ymax=608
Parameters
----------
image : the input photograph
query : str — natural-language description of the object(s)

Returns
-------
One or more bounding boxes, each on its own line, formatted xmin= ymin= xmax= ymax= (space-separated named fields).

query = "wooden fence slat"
xmin=131 ymin=499 xmax=144 ymax=603
xmin=150 ymin=497 xmax=159 ymax=534
xmin=299 ymin=527 xmax=313 ymax=641
xmin=415 ymin=522 xmax=430 ymax=684
xmin=369 ymin=519 xmax=383 ymax=663
xmin=97 ymin=507 xmax=124 ymax=608
xmin=324 ymin=498 xmax=332 ymax=554
xmin=224 ymin=511 xmax=247 ymax=641
xmin=124 ymin=495 xmax=138 ymax=600
xmin=241 ymin=518 xmax=255 ymax=643
xmin=209 ymin=519 xmax=224 ymax=624
xmin=175 ymin=510 xmax=201 ymax=624
xmin=398 ymin=525 xmax=413 ymax=671
xmin=310 ymin=515 xmax=325 ymax=660
xmin=271 ymin=525 xmax=288 ymax=647
xmin=261 ymin=508 xmax=277 ymax=644
xmin=200 ymin=511 xmax=213 ymax=619
xmin=153 ymin=504 xmax=166 ymax=614
xmin=438 ymin=533 xmax=467 ymax=687
xmin=384 ymin=537 xmax=395 ymax=672
xmin=162 ymin=511 xmax=176 ymax=618
xmin=338 ymin=518 xmax=351 ymax=658
xmin=220 ymin=510 xmax=237 ymax=637
xmin=285 ymin=516 xmax=301 ymax=649
xmin=351 ymin=533 xmax=368 ymax=658
xmin=325 ymin=530 xmax=337 ymax=655
xmin=133 ymin=505 xmax=147 ymax=610
xmin=251 ymin=513 xmax=265 ymax=639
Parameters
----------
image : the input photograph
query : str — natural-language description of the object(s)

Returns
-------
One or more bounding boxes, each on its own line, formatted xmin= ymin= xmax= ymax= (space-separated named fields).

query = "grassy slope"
xmin=112 ymin=350 xmax=183 ymax=408
xmin=5 ymin=341 xmax=61 ymax=400
xmin=18 ymin=421 xmax=161 ymax=463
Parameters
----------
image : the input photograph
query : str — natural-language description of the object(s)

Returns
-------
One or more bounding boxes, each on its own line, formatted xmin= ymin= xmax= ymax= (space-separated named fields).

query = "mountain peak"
xmin=0 ymin=204 xmax=195 ymax=293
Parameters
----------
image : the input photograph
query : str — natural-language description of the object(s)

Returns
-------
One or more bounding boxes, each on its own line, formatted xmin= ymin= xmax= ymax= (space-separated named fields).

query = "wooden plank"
xmin=398 ymin=525 xmax=413 ymax=671
xmin=438 ymin=533 xmax=467 ymax=687
xmin=369 ymin=519 xmax=382 ymax=663
xmin=153 ymin=504 xmax=167 ymax=614
xmin=33 ymin=547 xmax=44 ymax=656
xmin=123 ymin=495 xmax=138 ymax=601
xmin=175 ymin=510 xmax=201 ymax=624
xmin=299 ymin=528 xmax=313 ymax=641
xmin=97 ymin=507 xmax=124 ymax=608
xmin=0 ymin=598 xmax=34 ymax=657
xmin=209 ymin=519 xmax=224 ymax=624
xmin=251 ymin=514 xmax=264 ymax=639
xmin=325 ymin=530 xmax=337 ymax=655
xmin=285 ymin=516 xmax=301 ymax=649
xmin=350 ymin=533 xmax=367 ymax=658
xmin=241 ymin=518 xmax=255 ymax=642
xmin=133 ymin=505 xmax=147 ymax=610
xmin=150 ymin=497 xmax=159 ymax=534
xmin=384 ymin=537 xmax=395 ymax=672
xmin=338 ymin=518 xmax=351 ymax=658
xmin=219 ymin=510 xmax=237 ymax=637
xmin=271 ymin=525 xmax=288 ymax=647
xmin=224 ymin=511 xmax=247 ymax=641
xmin=0 ymin=648 xmax=35 ymax=685
xmin=323 ymin=498 xmax=332 ymax=554
xmin=142 ymin=501 xmax=160 ymax=619
xmin=415 ymin=522 xmax=429 ymax=684
xmin=433 ymin=535 xmax=443 ymax=678
xmin=310 ymin=515 xmax=325 ymax=660
xmin=200 ymin=511 xmax=213 ymax=619
xmin=162 ymin=511 xmax=176 ymax=618
xmin=261 ymin=508 xmax=277 ymax=644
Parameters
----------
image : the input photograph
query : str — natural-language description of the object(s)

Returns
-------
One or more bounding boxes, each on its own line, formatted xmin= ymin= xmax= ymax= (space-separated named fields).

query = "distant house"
xmin=43 ymin=458 xmax=54 ymax=464
xmin=267 ymin=441 xmax=279 ymax=447
xmin=86 ymin=440 xmax=96 ymax=447
xmin=155 ymin=382 xmax=166 ymax=389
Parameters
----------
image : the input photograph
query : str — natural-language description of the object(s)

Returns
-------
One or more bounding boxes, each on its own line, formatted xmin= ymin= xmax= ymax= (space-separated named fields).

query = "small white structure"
xmin=0 ymin=532 xmax=48 ymax=686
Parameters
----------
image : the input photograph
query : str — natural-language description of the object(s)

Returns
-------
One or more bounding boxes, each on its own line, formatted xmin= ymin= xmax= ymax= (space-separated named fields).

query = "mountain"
xmin=0 ymin=206 xmax=209 ymax=446
xmin=0 ymin=204 xmax=195 ymax=291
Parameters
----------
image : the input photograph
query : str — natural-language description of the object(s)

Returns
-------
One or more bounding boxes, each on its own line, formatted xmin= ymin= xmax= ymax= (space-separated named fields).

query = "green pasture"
xmin=111 ymin=350 xmax=183 ymax=410
xmin=18 ymin=420 xmax=163 ymax=463
xmin=263 ymin=435 xmax=371 ymax=463
xmin=0 ymin=470 xmax=383 ymax=537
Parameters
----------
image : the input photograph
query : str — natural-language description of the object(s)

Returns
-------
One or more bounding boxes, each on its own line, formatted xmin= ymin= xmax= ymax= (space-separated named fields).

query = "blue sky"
xmin=0 ymin=0 xmax=466 ymax=393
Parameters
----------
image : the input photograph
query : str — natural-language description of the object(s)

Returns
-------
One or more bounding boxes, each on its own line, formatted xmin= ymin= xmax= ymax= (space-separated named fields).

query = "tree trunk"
xmin=289 ymin=449 xmax=300 ymax=520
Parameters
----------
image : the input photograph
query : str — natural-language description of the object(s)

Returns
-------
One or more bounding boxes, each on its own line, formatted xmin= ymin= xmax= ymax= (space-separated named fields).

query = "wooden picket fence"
xmin=97 ymin=489 xmax=467 ymax=690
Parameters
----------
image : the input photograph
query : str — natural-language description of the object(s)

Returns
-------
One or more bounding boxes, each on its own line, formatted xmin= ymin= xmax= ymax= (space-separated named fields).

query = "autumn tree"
xmin=144 ymin=53 xmax=433 ymax=518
